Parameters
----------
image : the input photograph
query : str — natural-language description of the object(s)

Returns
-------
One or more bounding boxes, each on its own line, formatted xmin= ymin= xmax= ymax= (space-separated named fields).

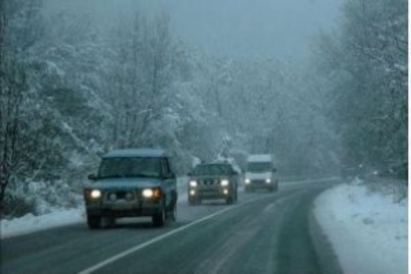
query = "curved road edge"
xmin=309 ymin=193 xmax=343 ymax=274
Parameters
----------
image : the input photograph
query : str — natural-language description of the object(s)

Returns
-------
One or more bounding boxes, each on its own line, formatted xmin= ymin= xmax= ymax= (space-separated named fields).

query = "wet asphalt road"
xmin=1 ymin=179 xmax=342 ymax=274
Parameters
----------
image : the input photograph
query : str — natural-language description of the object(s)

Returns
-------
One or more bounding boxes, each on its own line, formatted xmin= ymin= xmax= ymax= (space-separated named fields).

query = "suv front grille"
xmin=111 ymin=191 xmax=126 ymax=199
xmin=199 ymin=179 xmax=218 ymax=186
xmin=105 ymin=190 xmax=136 ymax=201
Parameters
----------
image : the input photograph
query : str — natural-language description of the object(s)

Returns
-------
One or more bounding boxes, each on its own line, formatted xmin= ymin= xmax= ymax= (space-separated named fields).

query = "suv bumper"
xmin=188 ymin=187 xmax=233 ymax=200
xmin=86 ymin=201 xmax=162 ymax=218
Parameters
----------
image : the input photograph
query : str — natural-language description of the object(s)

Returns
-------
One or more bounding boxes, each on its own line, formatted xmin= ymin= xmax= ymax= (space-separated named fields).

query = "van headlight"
xmin=221 ymin=179 xmax=229 ymax=186
xmin=189 ymin=180 xmax=197 ymax=187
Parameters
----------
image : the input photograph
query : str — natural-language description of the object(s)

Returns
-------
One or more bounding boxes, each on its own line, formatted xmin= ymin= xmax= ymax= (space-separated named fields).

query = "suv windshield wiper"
xmin=123 ymin=173 xmax=158 ymax=178
xmin=99 ymin=173 xmax=160 ymax=179
xmin=99 ymin=174 xmax=124 ymax=179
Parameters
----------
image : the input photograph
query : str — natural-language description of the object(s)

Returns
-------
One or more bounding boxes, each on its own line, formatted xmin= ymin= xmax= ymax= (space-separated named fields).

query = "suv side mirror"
xmin=165 ymin=172 xmax=175 ymax=179
xmin=88 ymin=174 xmax=98 ymax=181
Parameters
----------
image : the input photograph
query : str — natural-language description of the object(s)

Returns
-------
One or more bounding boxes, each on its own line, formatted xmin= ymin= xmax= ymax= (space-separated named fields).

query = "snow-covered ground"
xmin=2 ymin=177 xmax=408 ymax=274
xmin=314 ymin=179 xmax=408 ymax=274
xmin=1 ymin=208 xmax=86 ymax=239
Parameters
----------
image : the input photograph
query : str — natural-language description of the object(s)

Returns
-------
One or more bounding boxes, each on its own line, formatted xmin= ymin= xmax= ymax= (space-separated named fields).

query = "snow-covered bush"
xmin=4 ymin=180 xmax=82 ymax=218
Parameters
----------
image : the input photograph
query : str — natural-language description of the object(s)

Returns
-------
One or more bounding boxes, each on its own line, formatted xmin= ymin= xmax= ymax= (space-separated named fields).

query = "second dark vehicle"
xmin=187 ymin=162 xmax=239 ymax=205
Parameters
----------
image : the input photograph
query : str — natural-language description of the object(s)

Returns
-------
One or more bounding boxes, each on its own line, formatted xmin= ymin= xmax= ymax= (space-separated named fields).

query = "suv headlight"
xmin=221 ymin=179 xmax=229 ymax=186
xmin=265 ymin=178 xmax=271 ymax=184
xmin=189 ymin=180 xmax=197 ymax=187
xmin=245 ymin=178 xmax=250 ymax=184
xmin=142 ymin=189 xmax=154 ymax=198
xmin=90 ymin=189 xmax=102 ymax=199
xmin=142 ymin=188 xmax=161 ymax=199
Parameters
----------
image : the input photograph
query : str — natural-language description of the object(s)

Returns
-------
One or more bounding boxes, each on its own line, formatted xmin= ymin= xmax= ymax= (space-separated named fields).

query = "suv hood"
xmin=190 ymin=175 xmax=227 ymax=180
xmin=86 ymin=177 xmax=163 ymax=189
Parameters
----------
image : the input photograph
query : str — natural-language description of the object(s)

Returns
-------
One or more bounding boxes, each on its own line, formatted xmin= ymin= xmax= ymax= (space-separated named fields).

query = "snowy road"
xmin=1 ymin=180 xmax=339 ymax=274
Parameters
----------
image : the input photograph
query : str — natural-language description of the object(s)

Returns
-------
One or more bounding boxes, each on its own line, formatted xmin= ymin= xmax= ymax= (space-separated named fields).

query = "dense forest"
xmin=0 ymin=0 xmax=407 ymax=217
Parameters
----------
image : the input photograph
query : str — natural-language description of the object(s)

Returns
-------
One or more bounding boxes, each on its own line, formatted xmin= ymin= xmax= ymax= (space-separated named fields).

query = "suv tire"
xmin=152 ymin=199 xmax=166 ymax=227
xmin=87 ymin=216 xmax=101 ymax=229
xmin=169 ymin=204 xmax=177 ymax=221
xmin=188 ymin=197 xmax=199 ymax=205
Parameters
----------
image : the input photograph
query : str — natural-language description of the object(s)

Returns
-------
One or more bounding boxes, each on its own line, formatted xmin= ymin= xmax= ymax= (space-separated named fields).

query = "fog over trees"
xmin=0 ymin=0 xmax=407 ymax=216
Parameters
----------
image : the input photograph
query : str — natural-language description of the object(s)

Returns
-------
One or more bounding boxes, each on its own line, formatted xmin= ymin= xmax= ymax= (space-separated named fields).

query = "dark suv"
xmin=84 ymin=148 xmax=177 ymax=229
xmin=187 ymin=163 xmax=239 ymax=205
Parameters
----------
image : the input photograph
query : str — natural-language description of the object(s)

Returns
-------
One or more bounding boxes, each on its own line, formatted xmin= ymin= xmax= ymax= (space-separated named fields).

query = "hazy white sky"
xmin=46 ymin=0 xmax=343 ymax=62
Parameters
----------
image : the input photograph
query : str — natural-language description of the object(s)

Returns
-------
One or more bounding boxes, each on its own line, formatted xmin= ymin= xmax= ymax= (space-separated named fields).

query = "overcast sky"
xmin=46 ymin=0 xmax=343 ymax=63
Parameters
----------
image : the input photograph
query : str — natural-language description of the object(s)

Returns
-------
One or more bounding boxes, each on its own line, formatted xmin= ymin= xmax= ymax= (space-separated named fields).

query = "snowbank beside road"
xmin=314 ymin=181 xmax=408 ymax=274
xmin=1 ymin=208 xmax=85 ymax=239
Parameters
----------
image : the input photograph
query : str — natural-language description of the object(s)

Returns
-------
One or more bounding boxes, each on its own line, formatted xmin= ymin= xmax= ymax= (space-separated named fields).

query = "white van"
xmin=244 ymin=154 xmax=278 ymax=192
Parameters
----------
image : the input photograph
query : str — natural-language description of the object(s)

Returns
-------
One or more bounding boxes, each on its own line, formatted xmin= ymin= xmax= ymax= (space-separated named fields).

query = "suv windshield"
xmin=247 ymin=162 xmax=271 ymax=173
xmin=98 ymin=157 xmax=161 ymax=179
xmin=192 ymin=164 xmax=232 ymax=176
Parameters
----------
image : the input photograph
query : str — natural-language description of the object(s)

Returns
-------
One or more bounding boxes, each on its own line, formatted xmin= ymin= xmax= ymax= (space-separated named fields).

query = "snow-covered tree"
xmin=313 ymin=0 xmax=407 ymax=176
xmin=0 ymin=0 xmax=41 ymax=212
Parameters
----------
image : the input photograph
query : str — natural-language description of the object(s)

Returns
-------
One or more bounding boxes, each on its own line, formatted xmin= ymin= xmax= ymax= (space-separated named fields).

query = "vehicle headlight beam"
xmin=221 ymin=179 xmax=229 ymax=186
xmin=142 ymin=189 xmax=154 ymax=198
xmin=90 ymin=189 xmax=102 ymax=199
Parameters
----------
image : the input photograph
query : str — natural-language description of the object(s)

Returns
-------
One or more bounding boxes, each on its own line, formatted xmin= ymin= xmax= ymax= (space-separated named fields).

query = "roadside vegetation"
xmin=0 ymin=0 xmax=406 ymax=217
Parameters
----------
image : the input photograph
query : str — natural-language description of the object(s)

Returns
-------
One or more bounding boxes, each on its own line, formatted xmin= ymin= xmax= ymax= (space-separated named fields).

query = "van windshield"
xmin=247 ymin=162 xmax=271 ymax=173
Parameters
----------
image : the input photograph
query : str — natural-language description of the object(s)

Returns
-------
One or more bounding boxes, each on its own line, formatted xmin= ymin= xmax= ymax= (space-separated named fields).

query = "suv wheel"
xmin=226 ymin=195 xmax=234 ymax=205
xmin=152 ymin=200 xmax=166 ymax=227
xmin=188 ymin=197 xmax=199 ymax=205
xmin=105 ymin=217 xmax=116 ymax=228
xmin=87 ymin=216 xmax=101 ymax=229
xmin=169 ymin=204 xmax=177 ymax=221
